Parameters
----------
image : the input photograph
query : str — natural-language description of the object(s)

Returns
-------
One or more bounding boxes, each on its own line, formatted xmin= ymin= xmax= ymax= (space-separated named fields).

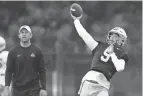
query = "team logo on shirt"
xmin=116 ymin=47 xmax=121 ymax=51
xmin=31 ymin=53 xmax=35 ymax=57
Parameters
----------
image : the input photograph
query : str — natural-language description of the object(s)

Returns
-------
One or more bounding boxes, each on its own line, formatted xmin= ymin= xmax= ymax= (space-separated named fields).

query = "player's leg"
xmin=89 ymin=81 xmax=109 ymax=96
xmin=79 ymin=80 xmax=104 ymax=96
xmin=97 ymin=90 xmax=109 ymax=96
xmin=0 ymin=84 xmax=4 ymax=96
xmin=0 ymin=75 xmax=5 ymax=96
xmin=78 ymin=81 xmax=90 ymax=96
xmin=9 ymin=84 xmax=12 ymax=96
xmin=0 ymin=84 xmax=4 ymax=92
xmin=79 ymin=80 xmax=109 ymax=96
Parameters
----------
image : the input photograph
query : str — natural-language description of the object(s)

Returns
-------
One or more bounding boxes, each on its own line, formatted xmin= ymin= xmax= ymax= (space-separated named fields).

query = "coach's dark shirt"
xmin=5 ymin=44 xmax=46 ymax=90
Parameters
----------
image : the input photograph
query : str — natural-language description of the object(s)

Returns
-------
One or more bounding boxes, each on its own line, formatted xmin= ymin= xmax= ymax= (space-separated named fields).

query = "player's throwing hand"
xmin=70 ymin=3 xmax=83 ymax=20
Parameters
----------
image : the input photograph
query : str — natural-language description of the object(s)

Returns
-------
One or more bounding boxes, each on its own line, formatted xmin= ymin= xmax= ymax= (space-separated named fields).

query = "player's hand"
xmin=71 ymin=14 xmax=80 ymax=20
xmin=70 ymin=11 xmax=82 ymax=20
xmin=106 ymin=44 xmax=114 ymax=54
xmin=70 ymin=3 xmax=83 ymax=20
xmin=40 ymin=89 xmax=47 ymax=96
xmin=0 ymin=84 xmax=4 ymax=93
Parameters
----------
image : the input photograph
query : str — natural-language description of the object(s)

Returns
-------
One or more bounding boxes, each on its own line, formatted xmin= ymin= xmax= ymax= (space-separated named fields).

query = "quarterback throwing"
xmin=70 ymin=3 xmax=129 ymax=96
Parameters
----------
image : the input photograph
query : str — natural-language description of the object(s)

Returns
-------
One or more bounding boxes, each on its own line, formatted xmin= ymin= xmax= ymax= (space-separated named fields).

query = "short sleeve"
xmin=121 ymin=53 xmax=129 ymax=63
xmin=92 ymin=41 xmax=101 ymax=56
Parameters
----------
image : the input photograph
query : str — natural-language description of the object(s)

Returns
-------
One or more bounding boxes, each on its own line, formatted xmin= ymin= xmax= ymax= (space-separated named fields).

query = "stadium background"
xmin=0 ymin=1 xmax=142 ymax=96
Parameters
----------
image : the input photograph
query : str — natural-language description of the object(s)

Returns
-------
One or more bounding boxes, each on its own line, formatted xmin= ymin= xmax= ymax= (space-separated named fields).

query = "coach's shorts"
xmin=78 ymin=70 xmax=110 ymax=96
xmin=11 ymin=83 xmax=41 ymax=96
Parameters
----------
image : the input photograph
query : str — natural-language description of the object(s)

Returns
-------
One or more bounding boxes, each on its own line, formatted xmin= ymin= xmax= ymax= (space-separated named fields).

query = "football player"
xmin=0 ymin=36 xmax=9 ymax=96
xmin=71 ymin=8 xmax=129 ymax=96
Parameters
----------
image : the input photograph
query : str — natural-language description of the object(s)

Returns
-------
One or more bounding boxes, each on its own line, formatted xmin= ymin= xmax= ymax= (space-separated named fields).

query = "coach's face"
xmin=18 ymin=28 xmax=32 ymax=42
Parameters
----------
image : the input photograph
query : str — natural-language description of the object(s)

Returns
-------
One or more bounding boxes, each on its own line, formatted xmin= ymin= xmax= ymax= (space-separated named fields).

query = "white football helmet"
xmin=106 ymin=27 xmax=127 ymax=46
xmin=0 ymin=36 xmax=6 ymax=52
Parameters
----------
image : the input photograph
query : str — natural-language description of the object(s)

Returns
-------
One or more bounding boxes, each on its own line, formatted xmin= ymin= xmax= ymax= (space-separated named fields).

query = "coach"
xmin=4 ymin=25 xmax=47 ymax=96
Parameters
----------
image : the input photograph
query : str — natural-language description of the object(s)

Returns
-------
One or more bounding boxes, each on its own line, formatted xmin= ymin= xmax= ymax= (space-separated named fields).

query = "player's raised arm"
xmin=70 ymin=3 xmax=98 ymax=51
xmin=74 ymin=19 xmax=98 ymax=51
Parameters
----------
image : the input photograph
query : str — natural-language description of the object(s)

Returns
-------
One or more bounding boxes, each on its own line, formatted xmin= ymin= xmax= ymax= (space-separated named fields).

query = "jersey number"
xmin=100 ymin=51 xmax=110 ymax=62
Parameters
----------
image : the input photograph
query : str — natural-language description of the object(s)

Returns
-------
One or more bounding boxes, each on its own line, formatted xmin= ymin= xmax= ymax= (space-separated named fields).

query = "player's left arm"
xmin=110 ymin=52 xmax=128 ymax=72
xmin=38 ymin=49 xmax=46 ymax=90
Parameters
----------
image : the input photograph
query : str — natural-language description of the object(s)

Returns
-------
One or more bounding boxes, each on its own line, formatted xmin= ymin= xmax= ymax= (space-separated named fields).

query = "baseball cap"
xmin=19 ymin=25 xmax=32 ymax=33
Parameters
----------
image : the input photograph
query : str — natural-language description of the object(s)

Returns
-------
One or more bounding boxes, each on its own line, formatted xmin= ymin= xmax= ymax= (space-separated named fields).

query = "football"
xmin=70 ymin=3 xmax=83 ymax=19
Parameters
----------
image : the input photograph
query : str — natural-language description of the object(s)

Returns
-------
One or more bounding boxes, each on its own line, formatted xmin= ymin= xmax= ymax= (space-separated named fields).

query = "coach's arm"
xmin=38 ymin=49 xmax=47 ymax=96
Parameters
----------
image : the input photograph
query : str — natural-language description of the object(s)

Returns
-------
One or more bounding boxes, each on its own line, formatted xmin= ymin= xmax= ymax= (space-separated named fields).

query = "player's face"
xmin=18 ymin=28 xmax=32 ymax=42
xmin=116 ymin=34 xmax=126 ymax=46
xmin=108 ymin=33 xmax=119 ymax=45
xmin=109 ymin=33 xmax=125 ymax=46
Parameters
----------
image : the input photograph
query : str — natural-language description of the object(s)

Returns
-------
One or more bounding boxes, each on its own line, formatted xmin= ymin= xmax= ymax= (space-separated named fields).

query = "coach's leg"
xmin=11 ymin=87 xmax=21 ymax=96
xmin=27 ymin=84 xmax=41 ymax=96
xmin=29 ymin=87 xmax=41 ymax=96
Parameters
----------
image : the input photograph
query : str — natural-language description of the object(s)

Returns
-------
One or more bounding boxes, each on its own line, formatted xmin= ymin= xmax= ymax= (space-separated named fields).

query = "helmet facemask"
xmin=106 ymin=32 xmax=127 ymax=46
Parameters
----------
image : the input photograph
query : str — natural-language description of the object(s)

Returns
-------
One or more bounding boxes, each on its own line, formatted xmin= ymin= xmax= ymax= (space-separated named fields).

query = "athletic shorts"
xmin=11 ymin=83 xmax=41 ymax=96
xmin=78 ymin=70 xmax=110 ymax=96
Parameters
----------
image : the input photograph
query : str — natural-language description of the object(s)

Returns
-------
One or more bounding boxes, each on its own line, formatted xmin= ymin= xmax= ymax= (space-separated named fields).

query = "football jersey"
xmin=0 ymin=50 xmax=9 ymax=85
xmin=91 ymin=41 xmax=128 ymax=81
